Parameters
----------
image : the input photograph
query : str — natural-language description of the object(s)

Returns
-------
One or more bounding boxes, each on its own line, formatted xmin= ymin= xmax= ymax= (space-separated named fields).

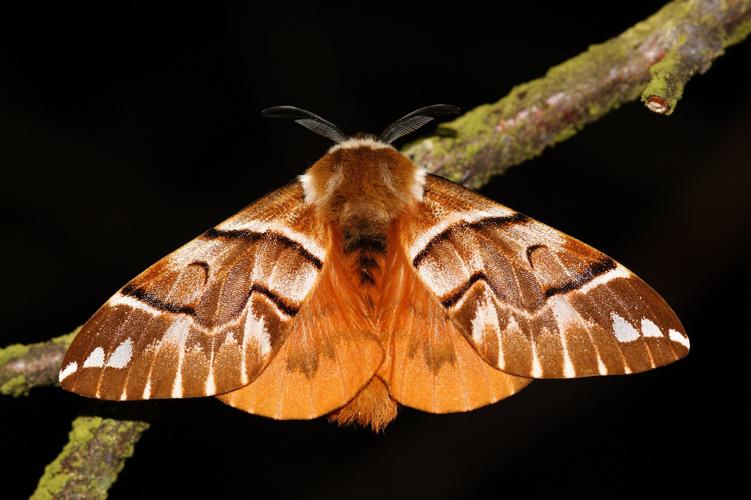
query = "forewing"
xmin=405 ymin=175 xmax=689 ymax=379
xmin=59 ymin=182 xmax=327 ymax=400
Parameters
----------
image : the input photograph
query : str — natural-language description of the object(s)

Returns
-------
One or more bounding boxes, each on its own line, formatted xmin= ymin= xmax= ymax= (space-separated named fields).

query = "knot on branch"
xmin=642 ymin=0 xmax=751 ymax=115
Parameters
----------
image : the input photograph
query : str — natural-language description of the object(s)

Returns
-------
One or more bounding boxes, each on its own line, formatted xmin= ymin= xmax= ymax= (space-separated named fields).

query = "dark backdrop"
xmin=1 ymin=3 xmax=748 ymax=498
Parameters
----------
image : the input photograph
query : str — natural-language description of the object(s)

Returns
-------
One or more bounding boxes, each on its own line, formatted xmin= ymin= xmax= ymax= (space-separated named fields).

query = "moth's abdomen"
xmin=344 ymin=233 xmax=386 ymax=283
xmin=341 ymin=230 xmax=388 ymax=311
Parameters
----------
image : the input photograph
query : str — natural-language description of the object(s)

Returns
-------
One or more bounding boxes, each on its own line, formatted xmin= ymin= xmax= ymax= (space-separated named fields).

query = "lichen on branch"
xmin=405 ymin=0 xmax=751 ymax=187
xmin=0 ymin=328 xmax=78 ymax=397
xmin=31 ymin=416 xmax=150 ymax=500
xmin=642 ymin=0 xmax=751 ymax=115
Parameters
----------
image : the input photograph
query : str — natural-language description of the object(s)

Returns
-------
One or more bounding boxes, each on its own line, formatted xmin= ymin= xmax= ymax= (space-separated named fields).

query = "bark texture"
xmin=404 ymin=0 xmax=751 ymax=188
xmin=0 ymin=328 xmax=78 ymax=397
xmin=31 ymin=417 xmax=150 ymax=500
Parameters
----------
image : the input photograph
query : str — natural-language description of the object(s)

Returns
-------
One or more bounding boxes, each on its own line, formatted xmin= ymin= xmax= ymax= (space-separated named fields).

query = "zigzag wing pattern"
xmin=405 ymin=175 xmax=689 ymax=379
xmin=59 ymin=182 xmax=328 ymax=400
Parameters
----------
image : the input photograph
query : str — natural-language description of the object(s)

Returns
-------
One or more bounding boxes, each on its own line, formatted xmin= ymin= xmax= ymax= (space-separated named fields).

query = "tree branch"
xmin=404 ymin=0 xmax=751 ymax=188
xmin=2 ymin=0 xmax=749 ymax=496
xmin=31 ymin=416 xmax=150 ymax=500
xmin=0 ymin=328 xmax=78 ymax=397
xmin=643 ymin=0 xmax=751 ymax=114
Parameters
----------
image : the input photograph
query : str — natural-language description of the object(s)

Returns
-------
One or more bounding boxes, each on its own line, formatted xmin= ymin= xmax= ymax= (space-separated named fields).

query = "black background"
xmin=2 ymin=3 xmax=749 ymax=498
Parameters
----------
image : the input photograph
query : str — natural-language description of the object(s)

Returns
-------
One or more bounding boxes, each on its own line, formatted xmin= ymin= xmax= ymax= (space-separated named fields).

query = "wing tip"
xmin=668 ymin=328 xmax=691 ymax=352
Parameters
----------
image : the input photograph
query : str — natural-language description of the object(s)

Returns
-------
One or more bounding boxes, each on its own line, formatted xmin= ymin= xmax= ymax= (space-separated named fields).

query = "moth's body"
xmin=299 ymin=138 xmax=426 ymax=425
xmin=302 ymin=138 xmax=419 ymax=287
xmin=60 ymin=105 xmax=689 ymax=432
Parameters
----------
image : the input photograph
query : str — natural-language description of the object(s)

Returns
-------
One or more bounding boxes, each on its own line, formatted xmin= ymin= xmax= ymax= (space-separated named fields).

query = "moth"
xmin=59 ymin=104 xmax=689 ymax=431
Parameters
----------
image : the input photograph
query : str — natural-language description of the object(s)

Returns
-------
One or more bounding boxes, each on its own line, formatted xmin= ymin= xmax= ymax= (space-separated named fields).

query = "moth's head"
xmin=262 ymin=105 xmax=460 ymax=211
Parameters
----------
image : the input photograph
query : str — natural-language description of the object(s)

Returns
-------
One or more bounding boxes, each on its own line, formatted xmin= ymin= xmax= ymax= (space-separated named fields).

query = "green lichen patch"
xmin=1 ymin=326 xmax=82 ymax=396
xmin=442 ymin=102 xmax=498 ymax=139
xmin=1 ymin=374 xmax=28 ymax=397
xmin=32 ymin=417 xmax=103 ymax=500
xmin=642 ymin=49 xmax=687 ymax=115
xmin=31 ymin=417 xmax=149 ymax=499
xmin=723 ymin=0 xmax=751 ymax=47
xmin=70 ymin=416 xmax=103 ymax=442
xmin=0 ymin=342 xmax=30 ymax=367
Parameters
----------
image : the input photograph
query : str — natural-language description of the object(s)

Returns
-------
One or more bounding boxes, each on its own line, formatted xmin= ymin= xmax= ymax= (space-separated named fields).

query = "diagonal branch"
xmin=0 ymin=328 xmax=78 ymax=397
xmin=31 ymin=416 xmax=150 ymax=499
xmin=405 ymin=0 xmax=751 ymax=188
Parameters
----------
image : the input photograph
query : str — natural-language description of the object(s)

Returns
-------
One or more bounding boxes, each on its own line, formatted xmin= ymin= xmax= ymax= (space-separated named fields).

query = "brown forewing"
xmin=405 ymin=175 xmax=689 ymax=379
xmin=60 ymin=182 xmax=328 ymax=400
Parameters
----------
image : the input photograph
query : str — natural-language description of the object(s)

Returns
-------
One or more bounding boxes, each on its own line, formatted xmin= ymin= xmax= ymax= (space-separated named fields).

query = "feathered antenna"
xmin=379 ymin=104 xmax=461 ymax=144
xmin=261 ymin=106 xmax=349 ymax=144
